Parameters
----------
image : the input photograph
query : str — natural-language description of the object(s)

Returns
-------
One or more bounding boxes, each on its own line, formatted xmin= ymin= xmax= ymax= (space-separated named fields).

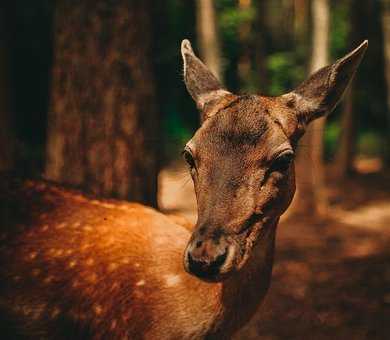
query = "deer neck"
xmin=211 ymin=218 xmax=278 ymax=336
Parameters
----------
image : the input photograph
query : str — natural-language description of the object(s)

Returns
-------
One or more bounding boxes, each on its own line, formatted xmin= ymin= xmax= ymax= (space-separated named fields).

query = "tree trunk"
xmin=237 ymin=0 xmax=253 ymax=91
xmin=0 ymin=6 xmax=14 ymax=171
xmin=382 ymin=0 xmax=390 ymax=167
xmin=45 ymin=0 xmax=158 ymax=207
xmin=254 ymin=0 xmax=268 ymax=93
xmin=334 ymin=1 xmax=360 ymax=179
xmin=335 ymin=86 xmax=355 ymax=179
xmin=293 ymin=0 xmax=329 ymax=216
xmin=196 ymin=0 xmax=223 ymax=81
xmin=293 ymin=0 xmax=309 ymax=47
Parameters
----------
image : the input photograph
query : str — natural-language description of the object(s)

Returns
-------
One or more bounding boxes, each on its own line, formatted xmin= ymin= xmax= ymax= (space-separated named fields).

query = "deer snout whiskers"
xmin=184 ymin=234 xmax=236 ymax=281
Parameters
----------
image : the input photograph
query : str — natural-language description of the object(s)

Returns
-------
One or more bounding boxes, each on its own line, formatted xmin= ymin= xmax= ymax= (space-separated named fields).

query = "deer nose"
xmin=185 ymin=238 xmax=229 ymax=280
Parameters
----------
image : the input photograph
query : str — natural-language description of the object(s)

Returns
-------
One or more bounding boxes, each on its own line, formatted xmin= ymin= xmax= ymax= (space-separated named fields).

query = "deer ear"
xmin=181 ymin=39 xmax=230 ymax=111
xmin=282 ymin=40 xmax=368 ymax=125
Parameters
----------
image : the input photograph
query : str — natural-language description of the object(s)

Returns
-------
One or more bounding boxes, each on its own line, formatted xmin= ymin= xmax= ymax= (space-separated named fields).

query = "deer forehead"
xmin=190 ymin=95 xmax=293 ymax=161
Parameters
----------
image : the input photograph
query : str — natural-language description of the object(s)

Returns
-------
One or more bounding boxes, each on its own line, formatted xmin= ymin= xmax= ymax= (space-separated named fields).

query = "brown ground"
xmin=159 ymin=162 xmax=390 ymax=340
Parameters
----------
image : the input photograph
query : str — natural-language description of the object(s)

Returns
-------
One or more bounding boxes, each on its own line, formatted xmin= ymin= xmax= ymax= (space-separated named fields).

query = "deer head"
xmin=181 ymin=39 xmax=367 ymax=282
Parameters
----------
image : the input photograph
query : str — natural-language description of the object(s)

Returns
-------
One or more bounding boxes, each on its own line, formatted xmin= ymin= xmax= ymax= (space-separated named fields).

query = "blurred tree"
xmin=45 ymin=0 xmax=158 ymax=207
xmin=0 ymin=6 xmax=14 ymax=171
xmin=293 ymin=0 xmax=309 ymax=47
xmin=382 ymin=0 xmax=390 ymax=166
xmin=150 ymin=0 xmax=198 ymax=163
xmin=253 ymin=0 xmax=269 ymax=93
xmin=335 ymin=87 xmax=355 ymax=178
xmin=196 ymin=0 xmax=223 ymax=81
xmin=293 ymin=0 xmax=330 ymax=216
xmin=237 ymin=0 xmax=254 ymax=91
xmin=0 ymin=1 xmax=52 ymax=175
xmin=334 ymin=1 xmax=356 ymax=179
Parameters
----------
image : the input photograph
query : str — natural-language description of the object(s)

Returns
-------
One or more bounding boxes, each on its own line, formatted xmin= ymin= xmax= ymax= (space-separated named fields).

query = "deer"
xmin=0 ymin=39 xmax=367 ymax=339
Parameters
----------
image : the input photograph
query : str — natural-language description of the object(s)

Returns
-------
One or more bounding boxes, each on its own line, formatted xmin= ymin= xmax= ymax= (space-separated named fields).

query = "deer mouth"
xmin=183 ymin=215 xmax=274 ymax=282
xmin=234 ymin=216 xmax=273 ymax=271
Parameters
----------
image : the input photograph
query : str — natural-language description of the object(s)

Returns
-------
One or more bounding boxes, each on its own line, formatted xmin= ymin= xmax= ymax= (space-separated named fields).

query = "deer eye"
xmin=182 ymin=149 xmax=195 ymax=169
xmin=270 ymin=151 xmax=294 ymax=173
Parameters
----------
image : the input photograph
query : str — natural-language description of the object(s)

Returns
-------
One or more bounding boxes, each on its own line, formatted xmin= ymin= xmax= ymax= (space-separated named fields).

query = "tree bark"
xmin=196 ymin=0 xmax=223 ymax=81
xmin=382 ymin=0 xmax=390 ymax=166
xmin=293 ymin=0 xmax=329 ymax=216
xmin=45 ymin=0 xmax=158 ymax=207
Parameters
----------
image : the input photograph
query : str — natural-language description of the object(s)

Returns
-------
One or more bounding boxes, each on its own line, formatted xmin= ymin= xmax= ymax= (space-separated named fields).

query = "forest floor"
xmin=159 ymin=160 xmax=390 ymax=340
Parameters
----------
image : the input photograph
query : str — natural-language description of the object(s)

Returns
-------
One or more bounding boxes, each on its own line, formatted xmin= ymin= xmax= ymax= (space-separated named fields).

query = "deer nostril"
xmin=196 ymin=240 xmax=203 ymax=248
xmin=187 ymin=248 xmax=228 ymax=280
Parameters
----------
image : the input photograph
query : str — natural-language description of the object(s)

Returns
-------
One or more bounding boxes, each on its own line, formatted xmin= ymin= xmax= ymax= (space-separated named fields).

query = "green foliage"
xmin=162 ymin=108 xmax=194 ymax=164
xmin=324 ymin=121 xmax=341 ymax=160
xmin=218 ymin=6 xmax=256 ymax=41
xmin=357 ymin=131 xmax=383 ymax=157
xmin=267 ymin=52 xmax=305 ymax=95
xmin=330 ymin=0 xmax=350 ymax=58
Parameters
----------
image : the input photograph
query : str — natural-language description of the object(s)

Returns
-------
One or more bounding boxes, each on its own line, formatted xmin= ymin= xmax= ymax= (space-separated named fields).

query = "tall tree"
xmin=45 ymin=0 xmax=158 ymax=207
xmin=196 ymin=0 xmax=223 ymax=81
xmin=293 ymin=0 xmax=330 ymax=216
xmin=382 ymin=0 xmax=390 ymax=166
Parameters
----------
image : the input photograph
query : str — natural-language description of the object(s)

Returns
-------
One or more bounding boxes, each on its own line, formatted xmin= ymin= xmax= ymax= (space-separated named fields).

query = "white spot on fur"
xmin=165 ymin=274 xmax=181 ymax=287
xmin=87 ymin=273 xmax=97 ymax=283
xmin=68 ymin=260 xmax=77 ymax=268
xmin=121 ymin=258 xmax=130 ymax=264
xmin=55 ymin=222 xmax=66 ymax=229
xmin=136 ymin=280 xmax=145 ymax=286
xmin=85 ymin=258 xmax=94 ymax=266
xmin=93 ymin=304 xmax=103 ymax=316
xmin=111 ymin=319 xmax=117 ymax=330
xmin=72 ymin=221 xmax=81 ymax=228
xmin=111 ymin=282 xmax=120 ymax=291
xmin=54 ymin=249 xmax=64 ymax=257
xmin=28 ymin=251 xmax=38 ymax=260
xmin=107 ymin=263 xmax=118 ymax=272
xmin=51 ymin=306 xmax=61 ymax=319
xmin=44 ymin=275 xmax=54 ymax=284
xmin=101 ymin=202 xmax=116 ymax=209
xmin=83 ymin=225 xmax=93 ymax=232
xmin=80 ymin=243 xmax=91 ymax=251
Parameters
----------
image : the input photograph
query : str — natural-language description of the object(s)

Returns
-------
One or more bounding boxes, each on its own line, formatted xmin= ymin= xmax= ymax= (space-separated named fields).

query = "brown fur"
xmin=0 ymin=178 xmax=274 ymax=339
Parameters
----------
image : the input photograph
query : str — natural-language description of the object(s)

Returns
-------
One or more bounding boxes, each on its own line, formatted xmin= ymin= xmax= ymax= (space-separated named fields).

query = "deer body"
xmin=0 ymin=39 xmax=367 ymax=339
xmin=0 ymin=178 xmax=274 ymax=339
